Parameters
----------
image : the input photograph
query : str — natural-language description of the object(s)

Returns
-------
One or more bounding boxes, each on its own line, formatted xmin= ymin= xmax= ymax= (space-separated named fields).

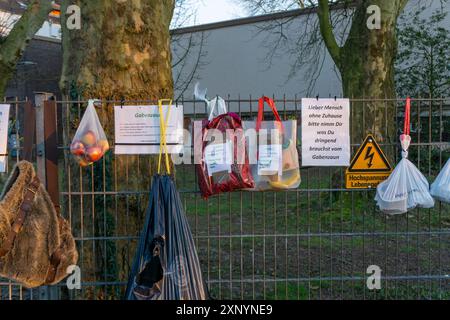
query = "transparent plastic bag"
xmin=194 ymin=103 xmax=254 ymax=199
xmin=244 ymin=96 xmax=300 ymax=191
xmin=430 ymin=158 xmax=450 ymax=203
xmin=70 ymin=99 xmax=109 ymax=166
xmin=375 ymin=135 xmax=434 ymax=214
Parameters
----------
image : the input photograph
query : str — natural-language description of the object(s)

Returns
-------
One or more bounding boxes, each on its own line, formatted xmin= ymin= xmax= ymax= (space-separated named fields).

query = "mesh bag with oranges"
xmin=70 ymin=100 xmax=110 ymax=166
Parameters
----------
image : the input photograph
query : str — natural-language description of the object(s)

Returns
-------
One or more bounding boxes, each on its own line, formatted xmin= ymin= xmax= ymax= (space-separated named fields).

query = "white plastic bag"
xmin=194 ymin=82 xmax=227 ymax=120
xmin=70 ymin=99 xmax=109 ymax=166
xmin=375 ymin=134 xmax=434 ymax=214
xmin=430 ymin=158 xmax=450 ymax=203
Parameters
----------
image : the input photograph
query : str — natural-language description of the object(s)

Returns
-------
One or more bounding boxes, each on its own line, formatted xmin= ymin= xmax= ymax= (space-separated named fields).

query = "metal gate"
xmin=1 ymin=97 xmax=449 ymax=300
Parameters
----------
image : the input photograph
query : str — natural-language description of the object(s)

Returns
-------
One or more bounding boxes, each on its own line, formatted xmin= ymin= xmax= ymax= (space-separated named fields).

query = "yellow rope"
xmin=158 ymin=99 xmax=172 ymax=175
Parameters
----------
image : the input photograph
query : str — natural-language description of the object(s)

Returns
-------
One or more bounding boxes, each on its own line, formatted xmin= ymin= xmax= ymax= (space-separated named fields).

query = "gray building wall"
xmin=5 ymin=0 xmax=449 ymax=101
xmin=172 ymin=0 xmax=450 ymax=101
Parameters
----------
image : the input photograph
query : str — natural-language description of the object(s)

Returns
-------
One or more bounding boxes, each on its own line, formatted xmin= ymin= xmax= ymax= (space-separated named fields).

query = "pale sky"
xmin=187 ymin=0 xmax=246 ymax=26
xmin=0 ymin=1 xmax=248 ymax=38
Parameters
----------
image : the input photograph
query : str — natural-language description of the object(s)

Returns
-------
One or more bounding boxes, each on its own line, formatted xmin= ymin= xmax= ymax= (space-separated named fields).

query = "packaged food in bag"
xmin=244 ymin=96 xmax=300 ymax=191
xmin=195 ymin=95 xmax=254 ymax=199
xmin=430 ymin=158 xmax=450 ymax=203
xmin=375 ymin=98 xmax=434 ymax=214
xmin=70 ymin=99 xmax=109 ymax=166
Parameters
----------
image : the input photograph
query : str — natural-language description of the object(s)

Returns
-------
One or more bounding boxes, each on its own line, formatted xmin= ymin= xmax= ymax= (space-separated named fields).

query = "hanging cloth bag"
xmin=375 ymin=98 xmax=435 ymax=214
xmin=0 ymin=123 xmax=78 ymax=288
xmin=70 ymin=99 xmax=110 ymax=166
xmin=430 ymin=158 xmax=450 ymax=203
xmin=125 ymin=100 xmax=208 ymax=300
xmin=195 ymin=95 xmax=254 ymax=199
xmin=244 ymin=96 xmax=300 ymax=191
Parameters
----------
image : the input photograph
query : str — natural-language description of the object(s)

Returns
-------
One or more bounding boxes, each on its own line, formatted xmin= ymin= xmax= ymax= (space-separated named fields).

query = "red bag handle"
xmin=256 ymin=96 xmax=284 ymax=132
xmin=404 ymin=97 xmax=411 ymax=136
xmin=202 ymin=113 xmax=243 ymax=145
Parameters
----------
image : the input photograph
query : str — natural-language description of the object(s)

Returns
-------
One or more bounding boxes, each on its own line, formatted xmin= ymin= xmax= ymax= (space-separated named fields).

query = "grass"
xmin=174 ymin=164 xmax=450 ymax=300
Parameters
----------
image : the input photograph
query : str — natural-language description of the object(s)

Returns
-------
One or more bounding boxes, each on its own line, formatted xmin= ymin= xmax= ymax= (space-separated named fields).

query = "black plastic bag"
xmin=125 ymin=175 xmax=208 ymax=300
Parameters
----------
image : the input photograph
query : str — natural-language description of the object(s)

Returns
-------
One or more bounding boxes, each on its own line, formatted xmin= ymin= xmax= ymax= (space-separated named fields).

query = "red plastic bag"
xmin=196 ymin=109 xmax=254 ymax=199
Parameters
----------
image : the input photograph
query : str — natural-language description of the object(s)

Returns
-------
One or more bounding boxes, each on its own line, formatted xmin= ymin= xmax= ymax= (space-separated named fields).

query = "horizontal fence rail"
xmin=0 ymin=96 xmax=449 ymax=300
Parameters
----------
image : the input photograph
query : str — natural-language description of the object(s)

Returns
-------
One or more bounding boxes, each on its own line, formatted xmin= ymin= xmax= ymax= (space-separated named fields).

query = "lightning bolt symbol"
xmin=364 ymin=146 xmax=375 ymax=168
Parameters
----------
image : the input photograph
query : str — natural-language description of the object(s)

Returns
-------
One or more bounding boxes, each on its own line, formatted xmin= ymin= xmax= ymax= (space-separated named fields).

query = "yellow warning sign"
xmin=345 ymin=134 xmax=392 ymax=189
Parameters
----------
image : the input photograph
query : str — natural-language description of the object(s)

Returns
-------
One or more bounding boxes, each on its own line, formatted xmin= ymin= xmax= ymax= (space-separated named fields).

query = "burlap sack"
xmin=0 ymin=161 xmax=78 ymax=288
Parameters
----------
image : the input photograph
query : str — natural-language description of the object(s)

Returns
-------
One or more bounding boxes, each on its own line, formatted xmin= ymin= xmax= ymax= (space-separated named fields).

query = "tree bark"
xmin=318 ymin=0 xmax=409 ymax=148
xmin=0 ymin=0 xmax=53 ymax=99
xmin=59 ymin=0 xmax=176 ymax=296
xmin=60 ymin=0 xmax=174 ymax=100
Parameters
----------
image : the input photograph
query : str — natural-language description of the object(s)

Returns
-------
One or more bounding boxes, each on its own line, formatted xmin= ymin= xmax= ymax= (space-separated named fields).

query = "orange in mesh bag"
xmin=70 ymin=100 xmax=110 ymax=166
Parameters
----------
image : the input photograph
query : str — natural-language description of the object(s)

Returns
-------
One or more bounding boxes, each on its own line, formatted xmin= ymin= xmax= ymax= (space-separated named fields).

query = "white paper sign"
xmin=302 ymin=98 xmax=350 ymax=166
xmin=258 ymin=144 xmax=282 ymax=176
xmin=0 ymin=105 xmax=10 ymax=173
xmin=205 ymin=141 xmax=233 ymax=176
xmin=114 ymin=105 xmax=184 ymax=154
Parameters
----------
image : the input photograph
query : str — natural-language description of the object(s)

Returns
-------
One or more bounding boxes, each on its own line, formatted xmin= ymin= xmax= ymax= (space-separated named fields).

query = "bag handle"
xmin=403 ymin=97 xmax=411 ymax=136
xmin=256 ymin=96 xmax=283 ymax=133
xmin=208 ymin=96 xmax=227 ymax=121
xmin=206 ymin=112 xmax=241 ymax=130
xmin=202 ymin=113 xmax=242 ymax=149
xmin=158 ymin=99 xmax=172 ymax=175
xmin=400 ymin=97 xmax=412 ymax=156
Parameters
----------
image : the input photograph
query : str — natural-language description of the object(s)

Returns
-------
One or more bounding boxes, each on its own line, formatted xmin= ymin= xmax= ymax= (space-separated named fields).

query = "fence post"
xmin=34 ymin=93 xmax=52 ymax=182
xmin=22 ymin=101 xmax=35 ymax=162
xmin=39 ymin=98 xmax=60 ymax=300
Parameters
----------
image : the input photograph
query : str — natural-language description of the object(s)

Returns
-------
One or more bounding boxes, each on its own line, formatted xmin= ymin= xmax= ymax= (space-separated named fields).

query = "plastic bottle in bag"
xmin=70 ymin=99 xmax=109 ymax=166
xmin=430 ymin=158 xmax=450 ymax=203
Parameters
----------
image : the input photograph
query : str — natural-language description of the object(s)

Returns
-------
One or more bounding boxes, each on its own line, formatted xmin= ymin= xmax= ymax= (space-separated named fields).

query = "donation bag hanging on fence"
xmin=70 ymin=99 xmax=109 ymax=166
xmin=0 ymin=161 xmax=78 ymax=288
xmin=125 ymin=101 xmax=208 ymax=300
xmin=375 ymin=98 xmax=435 ymax=214
xmin=430 ymin=158 xmax=450 ymax=203
xmin=244 ymin=96 xmax=300 ymax=191
xmin=195 ymin=96 xmax=254 ymax=199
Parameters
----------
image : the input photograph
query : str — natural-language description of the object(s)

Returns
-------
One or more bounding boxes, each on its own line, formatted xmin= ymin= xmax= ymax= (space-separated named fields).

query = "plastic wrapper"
xmin=375 ymin=134 xmax=435 ymax=214
xmin=243 ymin=96 xmax=300 ymax=191
xmin=125 ymin=175 xmax=209 ymax=300
xmin=70 ymin=99 xmax=109 ymax=166
xmin=195 ymin=105 xmax=254 ymax=199
xmin=430 ymin=158 xmax=450 ymax=203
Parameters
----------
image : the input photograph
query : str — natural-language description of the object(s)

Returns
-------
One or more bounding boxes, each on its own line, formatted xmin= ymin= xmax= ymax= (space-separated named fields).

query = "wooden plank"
xmin=34 ymin=93 xmax=52 ymax=182
xmin=44 ymin=99 xmax=60 ymax=213
xmin=22 ymin=101 xmax=35 ymax=162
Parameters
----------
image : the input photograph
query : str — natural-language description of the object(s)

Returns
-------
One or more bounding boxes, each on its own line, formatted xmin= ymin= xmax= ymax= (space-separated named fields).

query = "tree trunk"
xmin=60 ymin=0 xmax=174 ymax=100
xmin=318 ymin=0 xmax=408 ymax=150
xmin=0 ymin=0 xmax=53 ymax=99
xmin=341 ymin=0 xmax=404 ymax=148
xmin=60 ymin=0 xmax=175 ymax=297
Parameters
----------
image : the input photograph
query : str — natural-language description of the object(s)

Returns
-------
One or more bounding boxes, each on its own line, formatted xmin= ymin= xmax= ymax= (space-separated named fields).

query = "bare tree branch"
xmin=317 ymin=0 xmax=341 ymax=66
xmin=0 ymin=0 xmax=54 ymax=97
